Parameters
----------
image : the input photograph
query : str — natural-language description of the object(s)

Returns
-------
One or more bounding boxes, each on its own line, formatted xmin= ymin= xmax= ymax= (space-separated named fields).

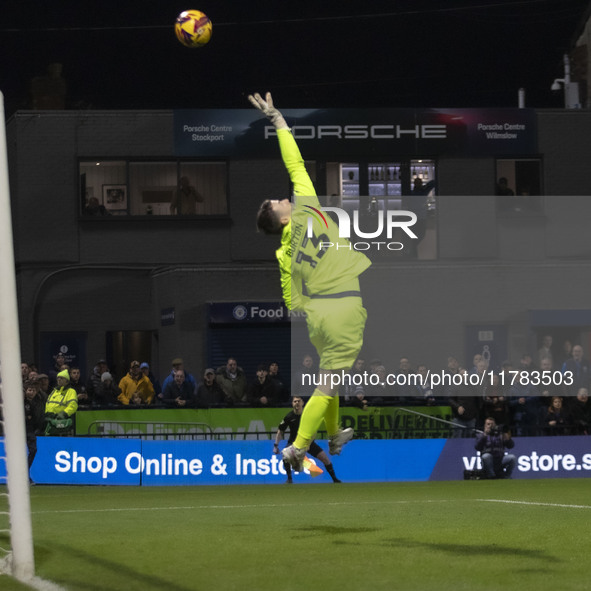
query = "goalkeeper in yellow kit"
xmin=248 ymin=92 xmax=371 ymax=472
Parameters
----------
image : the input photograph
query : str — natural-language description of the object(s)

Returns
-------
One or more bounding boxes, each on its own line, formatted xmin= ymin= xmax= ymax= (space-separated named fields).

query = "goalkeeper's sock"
xmin=324 ymin=393 xmax=340 ymax=437
xmin=293 ymin=390 xmax=332 ymax=450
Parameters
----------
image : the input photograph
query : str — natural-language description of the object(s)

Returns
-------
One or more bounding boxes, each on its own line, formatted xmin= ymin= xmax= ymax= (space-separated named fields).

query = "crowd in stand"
xmin=10 ymin=334 xmax=591 ymax=438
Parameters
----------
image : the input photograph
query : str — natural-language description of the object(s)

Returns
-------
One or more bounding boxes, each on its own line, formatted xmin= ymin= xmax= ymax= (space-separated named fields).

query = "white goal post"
xmin=0 ymin=90 xmax=35 ymax=581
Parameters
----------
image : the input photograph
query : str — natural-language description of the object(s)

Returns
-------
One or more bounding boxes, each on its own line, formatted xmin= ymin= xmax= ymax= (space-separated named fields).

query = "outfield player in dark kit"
xmin=273 ymin=396 xmax=341 ymax=484
xmin=249 ymin=92 xmax=371 ymax=473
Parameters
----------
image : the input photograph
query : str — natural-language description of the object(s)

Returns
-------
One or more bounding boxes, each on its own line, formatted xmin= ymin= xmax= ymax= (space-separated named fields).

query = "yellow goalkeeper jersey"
xmin=275 ymin=128 xmax=371 ymax=310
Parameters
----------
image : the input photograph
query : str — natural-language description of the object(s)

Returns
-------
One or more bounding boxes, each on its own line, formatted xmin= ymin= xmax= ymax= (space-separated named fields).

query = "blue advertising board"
xmin=174 ymin=108 xmax=537 ymax=159
xmin=28 ymin=438 xmax=446 ymax=486
xmin=2 ymin=436 xmax=589 ymax=486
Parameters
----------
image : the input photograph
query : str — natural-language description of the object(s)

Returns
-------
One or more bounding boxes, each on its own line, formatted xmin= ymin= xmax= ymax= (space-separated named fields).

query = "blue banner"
xmin=3 ymin=435 xmax=588 ymax=486
xmin=29 ymin=438 xmax=446 ymax=485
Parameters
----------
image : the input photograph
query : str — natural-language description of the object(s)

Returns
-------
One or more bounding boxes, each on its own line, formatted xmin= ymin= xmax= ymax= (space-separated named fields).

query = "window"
xmin=325 ymin=160 xmax=438 ymax=260
xmin=79 ymin=160 xmax=228 ymax=217
xmin=496 ymin=158 xmax=543 ymax=214
xmin=326 ymin=160 xmax=436 ymax=214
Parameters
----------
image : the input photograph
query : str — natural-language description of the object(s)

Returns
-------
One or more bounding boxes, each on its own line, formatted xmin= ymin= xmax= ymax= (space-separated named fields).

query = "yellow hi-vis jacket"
xmin=45 ymin=386 xmax=78 ymax=417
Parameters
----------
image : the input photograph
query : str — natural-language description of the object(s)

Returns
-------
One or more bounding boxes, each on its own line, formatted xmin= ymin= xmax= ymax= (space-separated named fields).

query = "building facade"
xmin=7 ymin=107 xmax=591 ymax=382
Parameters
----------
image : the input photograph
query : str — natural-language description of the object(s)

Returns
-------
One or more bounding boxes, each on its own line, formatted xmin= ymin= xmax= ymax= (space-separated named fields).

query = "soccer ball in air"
xmin=175 ymin=10 xmax=212 ymax=48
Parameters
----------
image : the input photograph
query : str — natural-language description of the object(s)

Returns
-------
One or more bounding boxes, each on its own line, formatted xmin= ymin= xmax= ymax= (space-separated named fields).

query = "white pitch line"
xmin=478 ymin=499 xmax=591 ymax=510
xmin=32 ymin=499 xmax=450 ymax=515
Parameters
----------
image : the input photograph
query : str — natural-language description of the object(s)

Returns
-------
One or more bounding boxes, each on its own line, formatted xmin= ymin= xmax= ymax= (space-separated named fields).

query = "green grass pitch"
xmin=1 ymin=479 xmax=589 ymax=590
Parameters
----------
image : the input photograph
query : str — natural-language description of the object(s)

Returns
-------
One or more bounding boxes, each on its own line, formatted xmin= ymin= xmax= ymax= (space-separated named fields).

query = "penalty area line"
xmin=478 ymin=499 xmax=591 ymax=510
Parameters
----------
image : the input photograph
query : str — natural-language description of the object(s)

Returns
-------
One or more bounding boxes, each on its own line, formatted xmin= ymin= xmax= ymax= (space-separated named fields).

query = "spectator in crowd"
xmin=561 ymin=345 xmax=590 ymax=397
xmin=483 ymin=373 xmax=510 ymax=426
xmin=519 ymin=353 xmax=536 ymax=373
xmin=345 ymin=356 xmax=368 ymax=410
xmin=433 ymin=355 xmax=460 ymax=400
xmin=394 ymin=357 xmax=417 ymax=402
xmin=273 ymin=396 xmax=342 ymax=484
xmin=475 ymin=417 xmax=517 ymax=479
xmin=474 ymin=358 xmax=490 ymax=397
xmin=86 ymin=359 xmax=110 ymax=401
xmin=21 ymin=361 xmax=31 ymax=384
xmin=416 ymin=363 xmax=436 ymax=404
xmin=567 ymin=387 xmax=591 ymax=435
xmin=48 ymin=352 xmax=66 ymax=389
xmin=508 ymin=371 xmax=540 ymax=436
xmin=140 ymin=362 xmax=161 ymax=399
xmin=45 ymin=369 xmax=78 ymax=424
xmin=69 ymin=366 xmax=89 ymax=407
xmin=160 ymin=358 xmax=197 ymax=403
xmin=366 ymin=364 xmax=396 ymax=405
xmin=93 ymin=372 xmax=121 ymax=407
xmin=196 ymin=368 xmax=227 ymax=407
xmin=37 ymin=373 xmax=50 ymax=401
xmin=559 ymin=339 xmax=573 ymax=367
xmin=469 ymin=354 xmax=483 ymax=375
xmin=537 ymin=335 xmax=553 ymax=368
xmin=118 ymin=360 xmax=155 ymax=406
xmin=24 ymin=380 xmax=45 ymax=481
xmin=291 ymin=353 xmax=317 ymax=398
xmin=351 ymin=356 xmax=366 ymax=375
xmin=535 ymin=356 xmax=558 ymax=411
xmin=543 ymin=396 xmax=569 ymax=435
xmin=500 ymin=359 xmax=513 ymax=375
xmin=248 ymin=364 xmax=279 ymax=407
xmin=448 ymin=367 xmax=481 ymax=437
xmin=161 ymin=369 xmax=195 ymax=408
xmin=368 ymin=359 xmax=383 ymax=374
xmin=268 ymin=361 xmax=289 ymax=403
xmin=216 ymin=357 xmax=248 ymax=404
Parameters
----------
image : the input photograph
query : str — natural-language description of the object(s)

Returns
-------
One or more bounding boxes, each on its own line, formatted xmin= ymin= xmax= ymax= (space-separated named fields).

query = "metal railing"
xmin=86 ymin=420 xmax=215 ymax=440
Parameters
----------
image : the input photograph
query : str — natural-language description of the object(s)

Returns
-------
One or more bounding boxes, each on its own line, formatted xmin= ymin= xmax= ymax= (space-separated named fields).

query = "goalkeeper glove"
xmin=273 ymin=444 xmax=280 ymax=455
xmin=247 ymin=92 xmax=288 ymax=130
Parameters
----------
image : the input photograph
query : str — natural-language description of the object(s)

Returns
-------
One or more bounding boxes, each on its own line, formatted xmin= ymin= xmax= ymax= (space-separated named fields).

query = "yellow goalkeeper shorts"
xmin=304 ymin=295 xmax=367 ymax=371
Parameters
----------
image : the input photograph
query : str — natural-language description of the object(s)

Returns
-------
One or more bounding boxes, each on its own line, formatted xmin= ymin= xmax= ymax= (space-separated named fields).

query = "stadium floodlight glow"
xmin=0 ymin=91 xmax=35 ymax=582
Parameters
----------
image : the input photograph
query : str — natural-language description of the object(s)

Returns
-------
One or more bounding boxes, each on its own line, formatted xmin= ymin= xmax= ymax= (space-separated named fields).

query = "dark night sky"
xmin=1 ymin=0 xmax=589 ymax=116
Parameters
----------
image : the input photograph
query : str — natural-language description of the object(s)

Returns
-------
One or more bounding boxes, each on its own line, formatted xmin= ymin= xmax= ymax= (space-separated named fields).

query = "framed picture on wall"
xmin=102 ymin=184 xmax=127 ymax=211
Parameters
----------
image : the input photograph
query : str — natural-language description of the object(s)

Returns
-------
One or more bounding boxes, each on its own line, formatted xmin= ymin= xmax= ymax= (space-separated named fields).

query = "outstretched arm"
xmin=248 ymin=92 xmax=316 ymax=198
xmin=248 ymin=91 xmax=289 ymax=130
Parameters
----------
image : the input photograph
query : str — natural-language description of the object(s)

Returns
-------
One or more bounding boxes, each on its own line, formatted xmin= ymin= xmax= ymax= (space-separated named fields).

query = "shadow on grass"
xmin=380 ymin=537 xmax=562 ymax=563
xmin=293 ymin=525 xmax=381 ymax=537
xmin=35 ymin=541 xmax=195 ymax=591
